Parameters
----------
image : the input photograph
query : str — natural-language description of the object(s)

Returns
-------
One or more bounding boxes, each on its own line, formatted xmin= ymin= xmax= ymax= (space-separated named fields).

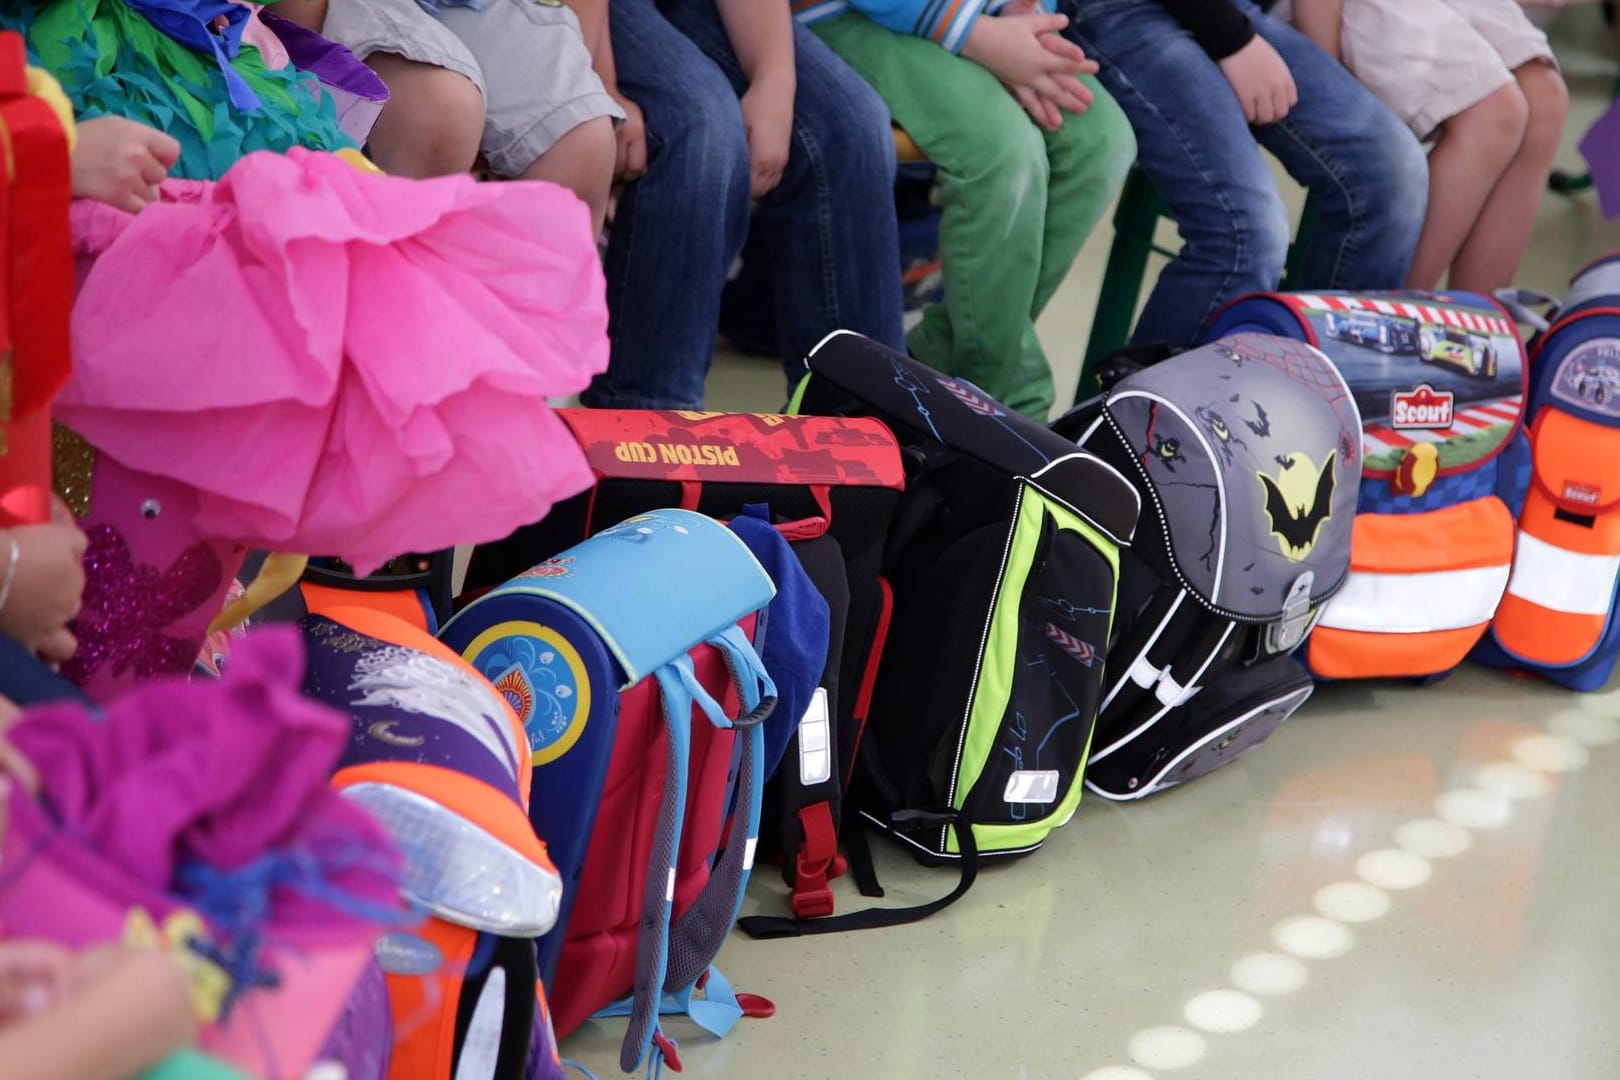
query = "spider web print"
xmin=1219 ymin=333 xmax=1362 ymax=466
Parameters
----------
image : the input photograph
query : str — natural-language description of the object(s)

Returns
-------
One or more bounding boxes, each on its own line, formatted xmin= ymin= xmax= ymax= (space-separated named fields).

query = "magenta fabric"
xmin=62 ymin=149 xmax=607 ymax=575
xmin=10 ymin=625 xmax=400 ymax=926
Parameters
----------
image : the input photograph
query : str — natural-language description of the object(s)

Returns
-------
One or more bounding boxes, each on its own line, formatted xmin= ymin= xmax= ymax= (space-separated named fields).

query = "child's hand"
xmin=0 ymin=520 xmax=88 ymax=662
xmin=963 ymin=14 xmax=1097 ymax=130
xmin=610 ymin=90 xmax=648 ymax=183
xmin=0 ymin=939 xmax=72 ymax=1024
xmin=71 ymin=116 xmax=180 ymax=214
xmin=740 ymin=73 xmax=795 ymax=198
xmin=1217 ymin=36 xmax=1298 ymax=125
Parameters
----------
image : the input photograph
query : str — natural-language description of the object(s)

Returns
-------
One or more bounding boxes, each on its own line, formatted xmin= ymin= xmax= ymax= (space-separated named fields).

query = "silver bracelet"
xmin=0 ymin=533 xmax=20 ymax=614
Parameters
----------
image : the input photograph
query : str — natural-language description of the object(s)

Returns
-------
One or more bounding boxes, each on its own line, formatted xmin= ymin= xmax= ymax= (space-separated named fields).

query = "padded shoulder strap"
xmin=618 ymin=656 xmax=713 ymax=1073
xmin=664 ymin=625 xmax=775 ymax=992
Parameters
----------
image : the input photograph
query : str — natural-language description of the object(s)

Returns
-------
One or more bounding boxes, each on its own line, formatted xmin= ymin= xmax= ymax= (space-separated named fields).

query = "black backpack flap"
xmin=1084 ymin=649 xmax=1312 ymax=799
xmin=1092 ymin=335 xmax=1361 ymax=624
xmin=797 ymin=331 xmax=1139 ymax=548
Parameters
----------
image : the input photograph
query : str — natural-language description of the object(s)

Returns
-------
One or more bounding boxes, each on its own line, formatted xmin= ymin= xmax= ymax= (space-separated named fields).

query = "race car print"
xmin=1323 ymin=309 xmax=1420 ymax=354
xmin=1417 ymin=327 xmax=1497 ymax=379
xmin=1570 ymin=363 xmax=1620 ymax=406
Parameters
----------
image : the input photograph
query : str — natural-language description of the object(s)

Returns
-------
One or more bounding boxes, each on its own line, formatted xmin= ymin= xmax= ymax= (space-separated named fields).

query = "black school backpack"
xmin=742 ymin=332 xmax=1141 ymax=937
xmin=1053 ymin=334 xmax=1362 ymax=799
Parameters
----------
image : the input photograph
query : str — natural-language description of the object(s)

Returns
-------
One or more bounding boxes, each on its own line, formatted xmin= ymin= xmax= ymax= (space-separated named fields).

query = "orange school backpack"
xmin=1474 ymin=254 xmax=1620 ymax=690
xmin=1204 ymin=291 xmax=1533 ymax=681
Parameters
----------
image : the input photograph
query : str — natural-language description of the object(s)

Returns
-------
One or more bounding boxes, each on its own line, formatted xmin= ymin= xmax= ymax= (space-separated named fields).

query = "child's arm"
xmin=564 ymin=0 xmax=646 ymax=182
xmin=71 ymin=116 xmax=180 ymax=214
xmin=1156 ymin=0 xmax=1296 ymax=125
xmin=714 ymin=0 xmax=795 ymax=197
xmin=0 ymin=947 xmax=196 ymax=1080
xmin=1289 ymin=0 xmax=1344 ymax=62
xmin=960 ymin=9 xmax=1095 ymax=130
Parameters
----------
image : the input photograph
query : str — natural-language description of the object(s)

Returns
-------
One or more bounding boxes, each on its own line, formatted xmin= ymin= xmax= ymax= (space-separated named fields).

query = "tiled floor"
xmin=561 ymin=11 xmax=1620 ymax=1078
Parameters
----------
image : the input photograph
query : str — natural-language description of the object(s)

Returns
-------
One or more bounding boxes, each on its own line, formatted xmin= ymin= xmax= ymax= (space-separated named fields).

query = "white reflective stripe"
xmin=1154 ymin=670 xmax=1199 ymax=708
xmin=797 ymin=688 xmax=832 ymax=786
xmin=1317 ymin=564 xmax=1511 ymax=633
xmin=1128 ymin=654 xmax=1162 ymax=689
xmin=666 ymin=869 xmax=677 ymax=903
xmin=743 ymin=838 xmax=758 ymax=871
xmin=1125 ymin=655 xmax=1201 ymax=708
xmin=1506 ymin=532 xmax=1620 ymax=617
xmin=452 ymin=968 xmax=505 ymax=1080
xmin=1003 ymin=770 xmax=1061 ymax=805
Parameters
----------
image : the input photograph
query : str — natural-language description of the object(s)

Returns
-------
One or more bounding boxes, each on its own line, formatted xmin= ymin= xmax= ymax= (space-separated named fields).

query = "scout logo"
xmin=1563 ymin=480 xmax=1602 ymax=506
xmin=1258 ymin=451 xmax=1337 ymax=562
xmin=1390 ymin=384 xmax=1454 ymax=431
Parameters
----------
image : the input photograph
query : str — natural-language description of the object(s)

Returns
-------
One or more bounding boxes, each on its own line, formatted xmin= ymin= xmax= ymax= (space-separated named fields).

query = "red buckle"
xmin=790 ymin=803 xmax=840 ymax=919
xmin=790 ymin=881 xmax=835 ymax=919
xmin=653 ymin=1032 xmax=683 ymax=1073
xmin=737 ymin=993 xmax=777 ymax=1019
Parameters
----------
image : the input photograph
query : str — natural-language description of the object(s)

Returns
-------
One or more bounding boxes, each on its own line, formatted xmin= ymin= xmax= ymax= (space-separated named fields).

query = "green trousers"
xmin=811 ymin=13 xmax=1135 ymax=418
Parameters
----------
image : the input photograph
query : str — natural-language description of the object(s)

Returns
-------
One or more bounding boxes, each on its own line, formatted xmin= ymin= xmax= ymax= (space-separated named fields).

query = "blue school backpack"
xmin=1474 ymin=253 xmax=1620 ymax=690
xmin=439 ymin=510 xmax=779 ymax=1075
xmin=1204 ymin=291 xmax=1532 ymax=682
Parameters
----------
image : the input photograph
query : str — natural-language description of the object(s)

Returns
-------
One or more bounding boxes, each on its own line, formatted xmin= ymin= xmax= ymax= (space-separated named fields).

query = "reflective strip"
xmin=1125 ymin=655 xmax=1201 ymax=708
xmin=1506 ymin=532 xmax=1620 ymax=617
xmin=1318 ymin=564 xmax=1511 ymax=633
xmin=797 ymin=688 xmax=831 ymax=786
xmin=1003 ymin=770 xmax=1060 ymax=805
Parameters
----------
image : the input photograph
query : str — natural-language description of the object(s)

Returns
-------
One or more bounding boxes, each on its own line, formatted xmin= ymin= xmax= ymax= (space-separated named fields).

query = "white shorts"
xmin=1336 ymin=0 xmax=1557 ymax=140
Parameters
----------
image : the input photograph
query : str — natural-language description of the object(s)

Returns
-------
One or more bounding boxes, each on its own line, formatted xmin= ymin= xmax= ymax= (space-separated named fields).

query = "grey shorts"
xmin=322 ymin=0 xmax=624 ymax=177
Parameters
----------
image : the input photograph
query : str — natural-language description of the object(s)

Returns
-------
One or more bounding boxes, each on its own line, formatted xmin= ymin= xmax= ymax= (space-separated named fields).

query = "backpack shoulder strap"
xmin=664 ymin=624 xmax=775 ymax=992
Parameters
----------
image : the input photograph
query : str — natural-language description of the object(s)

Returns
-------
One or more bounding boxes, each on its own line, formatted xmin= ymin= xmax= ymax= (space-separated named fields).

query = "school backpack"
xmin=303 ymin=605 xmax=565 ymax=1080
xmin=1053 ymin=335 xmax=1361 ymax=798
xmin=441 ymin=510 xmax=778 ymax=1075
xmin=741 ymin=332 xmax=1140 ymax=938
xmin=465 ymin=408 xmax=905 ymax=922
xmin=1205 ymin=291 xmax=1531 ymax=680
xmin=1474 ymin=254 xmax=1620 ymax=690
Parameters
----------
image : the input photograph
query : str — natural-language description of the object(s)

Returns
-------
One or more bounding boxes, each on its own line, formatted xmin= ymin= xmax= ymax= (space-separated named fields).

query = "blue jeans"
xmin=587 ymin=0 xmax=905 ymax=408
xmin=1060 ymin=0 xmax=1429 ymax=346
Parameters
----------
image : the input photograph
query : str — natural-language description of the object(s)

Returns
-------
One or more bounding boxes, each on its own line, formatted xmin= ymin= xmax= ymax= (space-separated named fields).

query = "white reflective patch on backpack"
xmin=798 ymin=687 xmax=832 ymax=786
xmin=1003 ymin=769 xmax=1060 ymax=805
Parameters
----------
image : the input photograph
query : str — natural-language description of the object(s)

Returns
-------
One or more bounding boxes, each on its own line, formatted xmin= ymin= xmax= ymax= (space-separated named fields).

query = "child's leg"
xmin=519 ymin=118 xmax=617 ymax=232
xmin=1448 ymin=59 xmax=1568 ymax=288
xmin=363 ymin=54 xmax=484 ymax=177
xmin=1240 ymin=0 xmax=1430 ymax=293
xmin=436 ymin=0 xmax=625 ymax=233
xmin=1034 ymin=82 xmax=1135 ymax=321
xmin=1406 ymin=83 xmax=1528 ymax=289
xmin=809 ymin=14 xmax=1056 ymax=414
xmin=660 ymin=6 xmax=906 ymax=376
xmin=588 ymin=0 xmax=753 ymax=409
xmin=319 ymin=0 xmax=486 ymax=178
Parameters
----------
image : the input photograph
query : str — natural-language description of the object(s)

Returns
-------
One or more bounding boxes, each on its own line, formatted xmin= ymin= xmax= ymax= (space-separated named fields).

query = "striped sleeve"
xmin=797 ymin=0 xmax=991 ymax=53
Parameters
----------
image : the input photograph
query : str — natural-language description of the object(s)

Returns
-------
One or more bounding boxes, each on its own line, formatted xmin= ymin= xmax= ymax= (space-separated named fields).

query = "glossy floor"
xmin=561 ymin=11 xmax=1620 ymax=1077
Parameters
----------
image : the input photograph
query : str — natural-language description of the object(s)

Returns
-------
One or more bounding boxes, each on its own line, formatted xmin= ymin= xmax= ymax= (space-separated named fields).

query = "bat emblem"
xmin=1257 ymin=451 xmax=1337 ymax=561
xmin=1244 ymin=400 xmax=1271 ymax=438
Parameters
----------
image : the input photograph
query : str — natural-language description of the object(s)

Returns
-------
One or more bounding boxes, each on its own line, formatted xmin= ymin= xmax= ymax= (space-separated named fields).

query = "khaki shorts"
xmin=323 ymin=0 xmax=623 ymax=177
xmin=1335 ymin=0 xmax=1557 ymax=140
